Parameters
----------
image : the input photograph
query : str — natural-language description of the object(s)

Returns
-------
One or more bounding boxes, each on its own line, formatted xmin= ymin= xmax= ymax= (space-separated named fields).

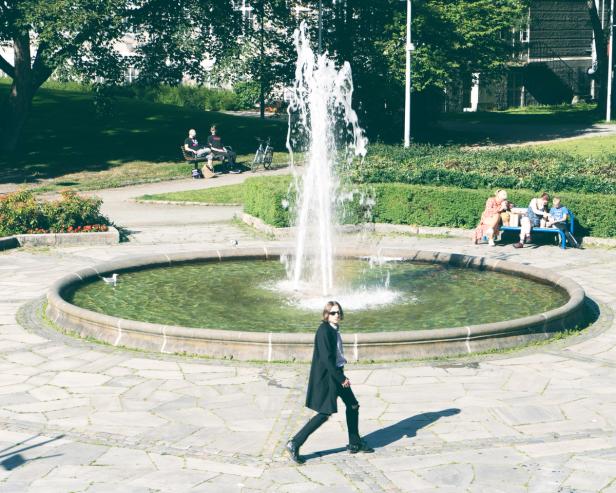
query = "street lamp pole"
xmin=607 ymin=0 xmax=614 ymax=122
xmin=404 ymin=0 xmax=412 ymax=147
xmin=318 ymin=0 xmax=323 ymax=54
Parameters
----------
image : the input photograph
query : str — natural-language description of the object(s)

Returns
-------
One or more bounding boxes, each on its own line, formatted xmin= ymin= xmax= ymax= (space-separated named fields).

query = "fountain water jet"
xmin=286 ymin=22 xmax=367 ymax=297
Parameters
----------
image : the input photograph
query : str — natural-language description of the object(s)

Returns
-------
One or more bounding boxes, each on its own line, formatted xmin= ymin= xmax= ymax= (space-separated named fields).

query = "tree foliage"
xmin=212 ymin=0 xmax=297 ymax=117
xmin=295 ymin=0 xmax=528 ymax=139
xmin=0 ymin=0 xmax=239 ymax=152
xmin=1 ymin=0 xmax=532 ymax=153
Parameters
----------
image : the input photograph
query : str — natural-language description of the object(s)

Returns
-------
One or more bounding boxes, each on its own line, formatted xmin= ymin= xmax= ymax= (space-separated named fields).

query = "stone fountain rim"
xmin=47 ymin=246 xmax=585 ymax=348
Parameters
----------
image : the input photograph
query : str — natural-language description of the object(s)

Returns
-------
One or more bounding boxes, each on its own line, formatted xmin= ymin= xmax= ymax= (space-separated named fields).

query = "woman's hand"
xmin=342 ymin=378 xmax=351 ymax=388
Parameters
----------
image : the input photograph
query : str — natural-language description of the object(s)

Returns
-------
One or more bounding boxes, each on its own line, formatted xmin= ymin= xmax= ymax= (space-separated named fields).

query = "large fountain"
xmin=46 ymin=26 xmax=587 ymax=361
xmin=285 ymin=22 xmax=367 ymax=298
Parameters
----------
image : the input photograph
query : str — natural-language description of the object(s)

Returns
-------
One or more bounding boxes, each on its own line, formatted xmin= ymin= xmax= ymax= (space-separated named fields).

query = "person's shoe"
xmin=285 ymin=440 xmax=305 ymax=465
xmin=347 ymin=440 xmax=374 ymax=454
xmin=488 ymin=238 xmax=495 ymax=247
xmin=513 ymin=242 xmax=524 ymax=249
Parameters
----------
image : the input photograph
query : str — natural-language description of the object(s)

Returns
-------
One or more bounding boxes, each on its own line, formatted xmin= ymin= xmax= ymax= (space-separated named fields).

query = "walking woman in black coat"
xmin=286 ymin=301 xmax=373 ymax=464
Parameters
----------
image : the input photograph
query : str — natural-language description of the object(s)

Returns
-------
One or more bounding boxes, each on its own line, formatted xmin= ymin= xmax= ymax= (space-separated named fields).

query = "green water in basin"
xmin=65 ymin=259 xmax=568 ymax=333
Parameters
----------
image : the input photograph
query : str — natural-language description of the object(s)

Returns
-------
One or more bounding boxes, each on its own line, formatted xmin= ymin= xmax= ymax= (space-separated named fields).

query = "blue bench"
xmin=500 ymin=211 xmax=576 ymax=249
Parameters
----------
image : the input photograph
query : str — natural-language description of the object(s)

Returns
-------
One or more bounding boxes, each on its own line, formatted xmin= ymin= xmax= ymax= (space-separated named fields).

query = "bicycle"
xmin=251 ymin=137 xmax=274 ymax=172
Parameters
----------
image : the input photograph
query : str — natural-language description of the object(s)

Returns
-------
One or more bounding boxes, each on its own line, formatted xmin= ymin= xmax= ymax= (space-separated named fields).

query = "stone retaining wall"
xmin=0 ymin=227 xmax=120 ymax=250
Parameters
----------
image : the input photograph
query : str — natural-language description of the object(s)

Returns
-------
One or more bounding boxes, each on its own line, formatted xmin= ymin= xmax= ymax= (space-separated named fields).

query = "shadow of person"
xmin=0 ymin=434 xmax=65 ymax=471
xmin=302 ymin=408 xmax=461 ymax=461
xmin=364 ymin=408 xmax=461 ymax=449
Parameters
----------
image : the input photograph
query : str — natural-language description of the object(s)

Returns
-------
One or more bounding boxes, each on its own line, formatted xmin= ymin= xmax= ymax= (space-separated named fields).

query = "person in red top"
xmin=207 ymin=125 xmax=240 ymax=173
xmin=473 ymin=189 xmax=510 ymax=246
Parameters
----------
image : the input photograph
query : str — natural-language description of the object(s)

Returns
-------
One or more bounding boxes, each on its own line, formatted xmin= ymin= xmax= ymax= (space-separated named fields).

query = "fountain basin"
xmin=46 ymin=247 xmax=587 ymax=361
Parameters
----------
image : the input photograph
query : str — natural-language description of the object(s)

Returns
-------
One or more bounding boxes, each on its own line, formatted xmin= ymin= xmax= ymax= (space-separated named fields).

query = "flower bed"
xmin=0 ymin=190 xmax=111 ymax=236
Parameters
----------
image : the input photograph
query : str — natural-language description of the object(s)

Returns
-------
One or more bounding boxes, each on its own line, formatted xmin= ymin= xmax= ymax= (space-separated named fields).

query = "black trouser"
xmin=213 ymin=149 xmax=237 ymax=169
xmin=293 ymin=377 xmax=361 ymax=448
xmin=554 ymin=222 xmax=579 ymax=248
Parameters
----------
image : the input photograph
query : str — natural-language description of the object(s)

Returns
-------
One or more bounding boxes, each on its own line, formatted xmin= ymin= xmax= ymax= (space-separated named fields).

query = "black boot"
xmin=285 ymin=440 xmax=305 ymax=465
xmin=347 ymin=439 xmax=374 ymax=454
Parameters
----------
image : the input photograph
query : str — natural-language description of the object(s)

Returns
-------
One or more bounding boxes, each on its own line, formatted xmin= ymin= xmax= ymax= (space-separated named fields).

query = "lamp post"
xmin=404 ymin=0 xmax=414 ymax=147
xmin=318 ymin=0 xmax=323 ymax=54
xmin=607 ymin=0 xmax=615 ymax=121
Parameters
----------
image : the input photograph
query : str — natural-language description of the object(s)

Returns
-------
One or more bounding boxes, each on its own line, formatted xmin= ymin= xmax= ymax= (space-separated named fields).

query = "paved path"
xmin=2 ymin=177 xmax=616 ymax=492
xmin=437 ymin=120 xmax=616 ymax=146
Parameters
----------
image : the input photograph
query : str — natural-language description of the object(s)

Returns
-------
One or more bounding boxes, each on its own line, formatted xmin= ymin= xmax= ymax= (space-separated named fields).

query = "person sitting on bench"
xmin=184 ymin=129 xmax=211 ymax=158
xmin=207 ymin=125 xmax=241 ymax=173
xmin=547 ymin=197 xmax=580 ymax=248
xmin=514 ymin=192 xmax=549 ymax=249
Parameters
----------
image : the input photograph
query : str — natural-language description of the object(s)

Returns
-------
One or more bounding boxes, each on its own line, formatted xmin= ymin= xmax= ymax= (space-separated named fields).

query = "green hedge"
xmin=242 ymin=177 xmax=616 ymax=238
xmin=352 ymin=144 xmax=616 ymax=195
xmin=243 ymin=176 xmax=294 ymax=228
xmin=0 ymin=190 xmax=110 ymax=236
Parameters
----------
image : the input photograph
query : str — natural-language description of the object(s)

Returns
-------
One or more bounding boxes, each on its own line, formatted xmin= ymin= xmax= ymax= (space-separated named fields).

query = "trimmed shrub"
xmin=241 ymin=177 xmax=616 ymax=238
xmin=243 ymin=176 xmax=293 ymax=228
xmin=0 ymin=190 xmax=110 ymax=236
xmin=370 ymin=185 xmax=616 ymax=238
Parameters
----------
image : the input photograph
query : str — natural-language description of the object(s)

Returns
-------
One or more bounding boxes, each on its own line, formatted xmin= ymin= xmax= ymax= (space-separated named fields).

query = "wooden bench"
xmin=500 ymin=210 xmax=577 ymax=249
xmin=180 ymin=146 xmax=230 ymax=177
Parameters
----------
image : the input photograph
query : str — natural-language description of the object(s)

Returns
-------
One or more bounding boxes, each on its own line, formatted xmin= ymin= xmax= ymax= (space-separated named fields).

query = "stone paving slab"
xmin=1 ymin=179 xmax=616 ymax=491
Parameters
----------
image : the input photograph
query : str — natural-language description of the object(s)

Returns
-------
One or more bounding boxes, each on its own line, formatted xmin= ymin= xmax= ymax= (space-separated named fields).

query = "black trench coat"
xmin=305 ymin=322 xmax=347 ymax=415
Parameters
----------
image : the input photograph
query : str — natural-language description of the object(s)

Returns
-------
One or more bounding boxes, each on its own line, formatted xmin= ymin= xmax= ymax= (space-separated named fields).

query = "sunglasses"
xmin=329 ymin=310 xmax=341 ymax=316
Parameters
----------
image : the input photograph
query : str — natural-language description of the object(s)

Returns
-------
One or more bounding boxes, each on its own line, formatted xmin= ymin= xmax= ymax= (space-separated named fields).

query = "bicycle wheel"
xmin=252 ymin=149 xmax=263 ymax=172
xmin=263 ymin=147 xmax=273 ymax=169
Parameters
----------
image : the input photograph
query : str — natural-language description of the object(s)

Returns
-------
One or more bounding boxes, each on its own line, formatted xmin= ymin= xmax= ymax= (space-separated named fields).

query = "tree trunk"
xmin=1 ymin=88 xmax=32 ymax=153
xmin=0 ymin=34 xmax=34 ymax=153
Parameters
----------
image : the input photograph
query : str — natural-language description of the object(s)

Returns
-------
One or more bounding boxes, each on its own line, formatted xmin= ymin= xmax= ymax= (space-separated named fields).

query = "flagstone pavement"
xmin=1 ymin=176 xmax=616 ymax=492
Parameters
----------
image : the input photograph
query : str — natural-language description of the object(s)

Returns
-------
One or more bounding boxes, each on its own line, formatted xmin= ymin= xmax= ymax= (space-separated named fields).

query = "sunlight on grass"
xmin=139 ymin=184 xmax=246 ymax=204
xmin=537 ymin=135 xmax=616 ymax=157
xmin=502 ymin=103 xmax=597 ymax=114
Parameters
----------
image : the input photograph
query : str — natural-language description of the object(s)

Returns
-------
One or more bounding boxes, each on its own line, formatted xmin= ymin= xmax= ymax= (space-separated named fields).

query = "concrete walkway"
xmin=437 ymin=120 xmax=616 ymax=146
xmin=1 ymin=176 xmax=616 ymax=492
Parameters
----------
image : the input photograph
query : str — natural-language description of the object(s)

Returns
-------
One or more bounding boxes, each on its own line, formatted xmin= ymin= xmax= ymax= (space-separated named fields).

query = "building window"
xmin=124 ymin=67 xmax=139 ymax=84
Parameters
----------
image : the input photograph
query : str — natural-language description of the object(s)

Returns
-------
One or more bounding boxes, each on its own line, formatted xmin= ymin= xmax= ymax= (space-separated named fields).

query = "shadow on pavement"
xmin=0 ymin=434 xmax=65 ymax=471
xmin=303 ymin=408 xmax=461 ymax=461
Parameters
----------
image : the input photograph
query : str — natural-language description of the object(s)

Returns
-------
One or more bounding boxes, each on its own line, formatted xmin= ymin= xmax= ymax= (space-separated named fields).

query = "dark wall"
xmin=529 ymin=0 xmax=593 ymax=58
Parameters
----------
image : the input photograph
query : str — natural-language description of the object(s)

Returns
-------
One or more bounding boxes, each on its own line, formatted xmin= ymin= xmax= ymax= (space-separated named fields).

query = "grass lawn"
xmin=535 ymin=134 xmax=616 ymax=158
xmin=2 ymin=77 xmax=614 ymax=193
xmin=139 ymin=184 xmax=246 ymax=204
xmin=0 ymin=78 xmax=289 ymax=192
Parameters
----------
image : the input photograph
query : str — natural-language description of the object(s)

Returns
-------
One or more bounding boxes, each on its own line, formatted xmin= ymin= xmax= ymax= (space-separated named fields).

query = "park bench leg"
xmin=559 ymin=231 xmax=566 ymax=249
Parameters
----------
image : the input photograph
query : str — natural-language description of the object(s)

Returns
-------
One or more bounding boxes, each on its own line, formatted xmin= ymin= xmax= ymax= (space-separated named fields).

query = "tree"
xmin=301 ymin=0 xmax=527 ymax=139
xmin=212 ymin=0 xmax=297 ymax=118
xmin=0 ymin=0 xmax=239 ymax=153
xmin=128 ymin=0 xmax=239 ymax=85
xmin=0 ymin=0 xmax=127 ymax=152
